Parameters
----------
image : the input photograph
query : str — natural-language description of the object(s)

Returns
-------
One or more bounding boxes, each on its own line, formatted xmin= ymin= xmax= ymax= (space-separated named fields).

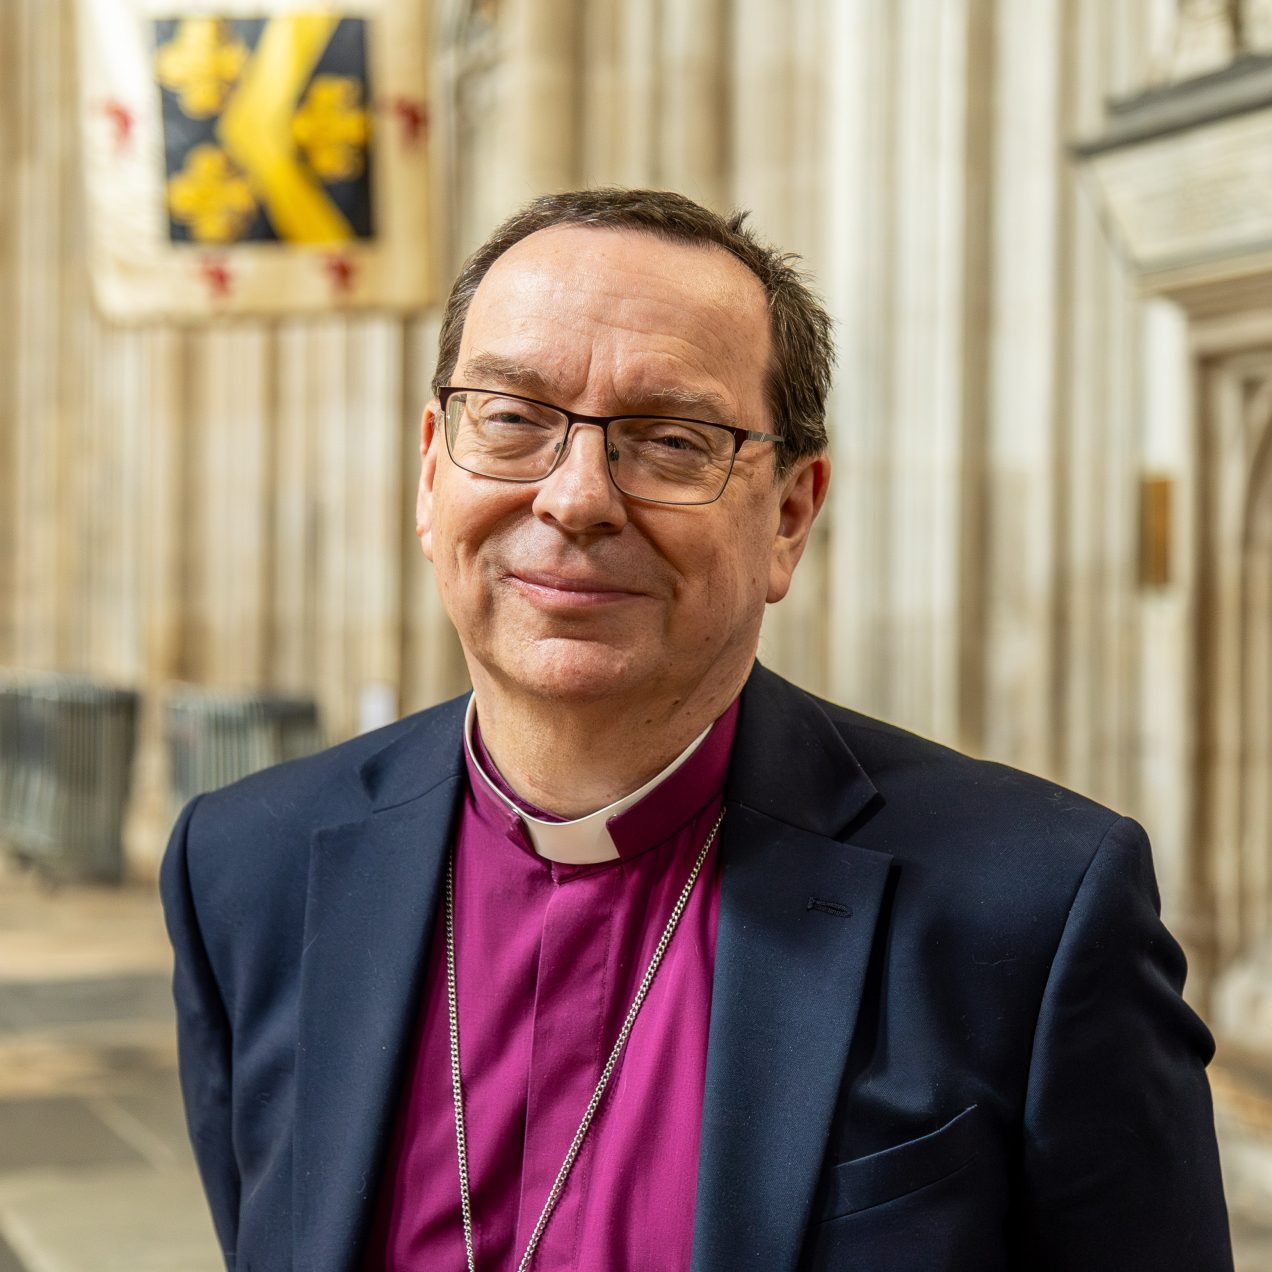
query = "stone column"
xmin=0 ymin=0 xmax=15 ymax=663
xmin=658 ymin=0 xmax=728 ymax=209
xmin=980 ymin=0 xmax=1064 ymax=775
xmin=730 ymin=0 xmax=831 ymax=693
xmin=824 ymin=0 xmax=984 ymax=741
xmin=493 ymin=0 xmax=581 ymax=208
xmin=1135 ymin=300 xmax=1195 ymax=925
xmin=346 ymin=318 xmax=407 ymax=732
xmin=823 ymin=0 xmax=895 ymax=719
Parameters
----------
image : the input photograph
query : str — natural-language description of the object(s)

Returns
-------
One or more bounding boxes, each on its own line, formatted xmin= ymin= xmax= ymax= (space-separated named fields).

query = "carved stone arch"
xmin=1235 ymin=389 xmax=1272 ymax=959
xmin=1206 ymin=351 xmax=1272 ymax=1041
xmin=1241 ymin=387 xmax=1272 ymax=550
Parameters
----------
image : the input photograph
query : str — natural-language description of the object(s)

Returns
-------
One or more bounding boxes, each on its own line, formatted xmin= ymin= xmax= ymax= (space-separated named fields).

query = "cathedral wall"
xmin=0 ymin=0 xmax=1190 ymax=914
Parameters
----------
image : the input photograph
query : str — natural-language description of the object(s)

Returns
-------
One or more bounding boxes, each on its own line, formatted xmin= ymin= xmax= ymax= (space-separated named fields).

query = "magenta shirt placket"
xmin=513 ymin=860 xmax=620 ymax=1263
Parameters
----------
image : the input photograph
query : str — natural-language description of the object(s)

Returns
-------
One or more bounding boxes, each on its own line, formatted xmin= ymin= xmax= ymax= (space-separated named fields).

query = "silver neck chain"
xmin=444 ymin=806 xmax=725 ymax=1272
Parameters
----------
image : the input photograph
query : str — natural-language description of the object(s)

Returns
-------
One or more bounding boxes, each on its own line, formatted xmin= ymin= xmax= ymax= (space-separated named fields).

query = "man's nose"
xmin=531 ymin=422 xmax=628 ymax=533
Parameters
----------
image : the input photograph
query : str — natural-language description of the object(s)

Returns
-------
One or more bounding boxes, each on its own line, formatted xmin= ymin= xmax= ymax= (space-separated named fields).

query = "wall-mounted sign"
xmin=1075 ymin=59 xmax=1272 ymax=297
xmin=1085 ymin=108 xmax=1272 ymax=277
xmin=77 ymin=2 xmax=433 ymax=319
xmin=1139 ymin=474 xmax=1174 ymax=589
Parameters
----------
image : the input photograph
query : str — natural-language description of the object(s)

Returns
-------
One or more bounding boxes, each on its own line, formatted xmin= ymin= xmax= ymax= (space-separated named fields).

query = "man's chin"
xmin=487 ymin=638 xmax=650 ymax=706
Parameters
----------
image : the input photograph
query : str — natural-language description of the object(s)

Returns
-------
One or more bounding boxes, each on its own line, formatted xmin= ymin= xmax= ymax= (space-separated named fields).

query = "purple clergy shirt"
xmin=361 ymin=698 xmax=740 ymax=1271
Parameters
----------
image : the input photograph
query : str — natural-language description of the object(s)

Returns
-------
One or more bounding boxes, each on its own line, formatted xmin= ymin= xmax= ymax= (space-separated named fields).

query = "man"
xmin=161 ymin=188 xmax=1233 ymax=1271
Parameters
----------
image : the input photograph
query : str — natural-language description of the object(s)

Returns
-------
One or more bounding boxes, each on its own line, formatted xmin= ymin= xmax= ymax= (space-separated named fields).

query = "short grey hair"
xmin=433 ymin=187 xmax=834 ymax=472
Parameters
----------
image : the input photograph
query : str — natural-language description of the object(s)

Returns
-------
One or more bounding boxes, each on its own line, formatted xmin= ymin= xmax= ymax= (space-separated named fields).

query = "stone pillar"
xmin=1204 ymin=355 xmax=1272 ymax=1040
xmin=1135 ymin=300 xmax=1195 ymax=927
xmin=658 ymin=0 xmax=728 ymax=209
xmin=614 ymin=0 xmax=659 ymax=185
xmin=823 ymin=0 xmax=894 ymax=720
xmin=0 ymin=0 xmax=14 ymax=664
xmin=123 ymin=329 xmax=189 ymax=874
xmin=879 ymin=0 xmax=975 ymax=742
xmin=185 ymin=327 xmax=273 ymax=690
xmin=824 ymin=0 xmax=987 ymax=742
xmin=346 ymin=318 xmax=407 ymax=730
xmin=494 ymin=0 xmax=580 ymax=208
xmin=980 ymin=0 xmax=1064 ymax=775
xmin=401 ymin=313 xmax=470 ymax=716
xmin=730 ymin=0 xmax=832 ymax=694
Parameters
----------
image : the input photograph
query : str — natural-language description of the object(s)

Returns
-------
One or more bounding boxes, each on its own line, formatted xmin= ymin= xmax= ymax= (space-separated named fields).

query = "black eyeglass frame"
xmin=437 ymin=385 xmax=783 ymax=506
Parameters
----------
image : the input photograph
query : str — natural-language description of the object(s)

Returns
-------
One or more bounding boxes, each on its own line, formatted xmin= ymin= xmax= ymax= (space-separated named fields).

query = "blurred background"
xmin=3 ymin=0 xmax=1272 ymax=1267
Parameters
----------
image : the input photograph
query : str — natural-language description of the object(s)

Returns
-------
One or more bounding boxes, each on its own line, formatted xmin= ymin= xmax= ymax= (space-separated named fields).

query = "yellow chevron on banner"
xmin=216 ymin=13 xmax=352 ymax=244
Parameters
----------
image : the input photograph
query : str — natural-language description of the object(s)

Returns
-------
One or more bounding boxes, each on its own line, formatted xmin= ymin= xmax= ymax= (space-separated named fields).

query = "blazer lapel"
xmin=292 ymin=700 xmax=467 ymax=1272
xmin=692 ymin=667 xmax=893 ymax=1272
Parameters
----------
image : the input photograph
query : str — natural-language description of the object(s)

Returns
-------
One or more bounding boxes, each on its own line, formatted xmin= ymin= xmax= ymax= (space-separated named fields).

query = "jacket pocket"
xmin=812 ymin=1103 xmax=984 ymax=1223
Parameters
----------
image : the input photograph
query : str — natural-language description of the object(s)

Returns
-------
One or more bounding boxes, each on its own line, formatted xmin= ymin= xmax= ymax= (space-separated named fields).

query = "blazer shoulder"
xmin=742 ymin=666 xmax=1122 ymax=864
xmin=791 ymin=690 xmax=1130 ymax=911
xmin=794 ymin=692 xmax=1167 ymax=1013
xmin=828 ymin=696 xmax=1116 ymax=824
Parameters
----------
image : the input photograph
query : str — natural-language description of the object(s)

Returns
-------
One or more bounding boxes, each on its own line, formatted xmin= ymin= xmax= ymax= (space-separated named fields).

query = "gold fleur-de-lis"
xmin=155 ymin=19 xmax=249 ymax=119
xmin=167 ymin=144 xmax=257 ymax=243
xmin=291 ymin=75 xmax=371 ymax=183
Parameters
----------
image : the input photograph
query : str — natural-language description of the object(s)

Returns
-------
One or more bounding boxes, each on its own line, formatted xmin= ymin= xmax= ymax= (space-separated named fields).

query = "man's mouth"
xmin=504 ymin=569 xmax=646 ymax=605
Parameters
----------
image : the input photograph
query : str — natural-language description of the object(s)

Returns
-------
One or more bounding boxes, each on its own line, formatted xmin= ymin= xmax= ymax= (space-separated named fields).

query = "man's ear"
xmin=767 ymin=453 xmax=831 ymax=603
xmin=416 ymin=400 xmax=443 ymax=561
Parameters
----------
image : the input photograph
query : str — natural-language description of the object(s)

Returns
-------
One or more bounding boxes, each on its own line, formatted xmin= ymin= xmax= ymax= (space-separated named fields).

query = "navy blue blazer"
xmin=160 ymin=664 xmax=1233 ymax=1271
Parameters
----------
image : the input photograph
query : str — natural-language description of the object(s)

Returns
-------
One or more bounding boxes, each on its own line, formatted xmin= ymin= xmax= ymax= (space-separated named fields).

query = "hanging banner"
xmin=77 ymin=1 xmax=433 ymax=319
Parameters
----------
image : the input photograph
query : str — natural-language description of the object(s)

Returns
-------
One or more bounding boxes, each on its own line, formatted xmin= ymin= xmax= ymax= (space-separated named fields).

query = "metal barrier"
xmin=165 ymin=687 xmax=322 ymax=810
xmin=0 ymin=679 xmax=19 ymax=842
xmin=0 ymin=671 xmax=139 ymax=882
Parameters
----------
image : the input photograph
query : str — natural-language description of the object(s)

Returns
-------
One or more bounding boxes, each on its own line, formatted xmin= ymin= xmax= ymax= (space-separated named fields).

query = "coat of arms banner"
xmin=77 ymin=1 xmax=432 ymax=319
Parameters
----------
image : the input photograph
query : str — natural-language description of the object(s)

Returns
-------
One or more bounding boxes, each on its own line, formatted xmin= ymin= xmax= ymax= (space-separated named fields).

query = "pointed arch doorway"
xmin=1203 ymin=348 xmax=1272 ymax=1043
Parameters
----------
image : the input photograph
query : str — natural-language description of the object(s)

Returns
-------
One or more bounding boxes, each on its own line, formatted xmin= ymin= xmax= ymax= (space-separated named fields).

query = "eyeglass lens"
xmin=444 ymin=390 xmax=736 ymax=504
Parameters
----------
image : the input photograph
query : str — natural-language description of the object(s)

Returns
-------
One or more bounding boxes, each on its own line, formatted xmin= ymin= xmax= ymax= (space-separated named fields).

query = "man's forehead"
xmin=470 ymin=223 xmax=768 ymax=315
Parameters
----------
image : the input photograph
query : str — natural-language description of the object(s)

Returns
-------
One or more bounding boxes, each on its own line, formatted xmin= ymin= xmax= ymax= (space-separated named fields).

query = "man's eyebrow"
xmin=462 ymin=352 xmax=736 ymax=423
xmin=638 ymin=385 xmax=735 ymax=422
xmin=463 ymin=353 xmax=556 ymax=398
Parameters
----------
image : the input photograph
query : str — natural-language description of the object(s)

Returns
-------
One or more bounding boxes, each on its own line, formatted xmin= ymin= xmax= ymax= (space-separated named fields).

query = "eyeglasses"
xmin=437 ymin=387 xmax=781 ymax=506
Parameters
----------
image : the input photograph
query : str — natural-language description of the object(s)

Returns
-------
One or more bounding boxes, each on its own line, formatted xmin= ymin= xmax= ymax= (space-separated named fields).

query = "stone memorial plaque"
xmin=1087 ymin=107 xmax=1272 ymax=276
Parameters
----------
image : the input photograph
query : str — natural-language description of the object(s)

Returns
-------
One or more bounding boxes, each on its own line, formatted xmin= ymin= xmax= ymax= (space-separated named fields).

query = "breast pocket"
xmin=813 ymin=1104 xmax=984 ymax=1224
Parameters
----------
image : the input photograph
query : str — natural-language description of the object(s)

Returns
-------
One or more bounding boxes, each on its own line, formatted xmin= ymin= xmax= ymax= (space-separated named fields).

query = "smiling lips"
xmin=506 ymin=569 xmax=646 ymax=605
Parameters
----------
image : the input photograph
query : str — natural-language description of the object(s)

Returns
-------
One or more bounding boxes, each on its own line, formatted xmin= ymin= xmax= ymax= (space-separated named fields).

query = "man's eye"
xmin=478 ymin=403 xmax=553 ymax=428
xmin=633 ymin=424 xmax=715 ymax=457
xmin=652 ymin=433 xmax=703 ymax=452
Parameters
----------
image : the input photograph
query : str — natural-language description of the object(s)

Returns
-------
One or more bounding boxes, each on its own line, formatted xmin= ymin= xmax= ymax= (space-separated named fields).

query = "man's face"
xmin=417 ymin=224 xmax=828 ymax=712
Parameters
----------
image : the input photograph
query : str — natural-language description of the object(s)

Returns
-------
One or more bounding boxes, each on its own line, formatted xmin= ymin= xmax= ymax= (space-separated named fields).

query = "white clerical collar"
xmin=462 ymin=694 xmax=712 ymax=865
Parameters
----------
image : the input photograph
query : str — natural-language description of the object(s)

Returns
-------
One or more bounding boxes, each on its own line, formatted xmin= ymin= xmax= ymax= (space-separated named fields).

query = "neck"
xmin=468 ymin=669 xmax=748 ymax=819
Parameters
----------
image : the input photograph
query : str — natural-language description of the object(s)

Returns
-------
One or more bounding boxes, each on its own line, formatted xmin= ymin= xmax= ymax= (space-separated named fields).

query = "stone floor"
xmin=1 ymin=859 xmax=1270 ymax=1270
xmin=0 ymin=863 xmax=220 ymax=1271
